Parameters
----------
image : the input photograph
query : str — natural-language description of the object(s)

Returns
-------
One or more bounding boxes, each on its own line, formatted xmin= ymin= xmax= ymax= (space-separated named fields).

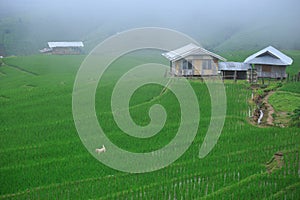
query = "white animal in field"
xmin=95 ymin=145 xmax=106 ymax=154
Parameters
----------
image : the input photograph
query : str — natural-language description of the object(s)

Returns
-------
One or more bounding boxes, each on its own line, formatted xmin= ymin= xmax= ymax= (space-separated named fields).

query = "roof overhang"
xmin=162 ymin=43 xmax=226 ymax=62
xmin=244 ymin=46 xmax=293 ymax=65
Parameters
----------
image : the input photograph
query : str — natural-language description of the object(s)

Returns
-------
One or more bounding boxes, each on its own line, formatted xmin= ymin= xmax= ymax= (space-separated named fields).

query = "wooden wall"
xmin=172 ymin=55 xmax=219 ymax=76
xmin=255 ymin=65 xmax=287 ymax=78
xmin=52 ymin=47 xmax=82 ymax=55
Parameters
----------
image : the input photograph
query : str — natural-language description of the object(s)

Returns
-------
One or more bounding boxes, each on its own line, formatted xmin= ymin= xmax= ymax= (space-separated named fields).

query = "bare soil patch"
xmin=263 ymin=91 xmax=275 ymax=126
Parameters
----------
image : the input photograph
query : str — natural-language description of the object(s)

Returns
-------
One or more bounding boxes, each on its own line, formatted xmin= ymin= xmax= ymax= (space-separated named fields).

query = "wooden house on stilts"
xmin=244 ymin=46 xmax=293 ymax=79
xmin=162 ymin=43 xmax=226 ymax=77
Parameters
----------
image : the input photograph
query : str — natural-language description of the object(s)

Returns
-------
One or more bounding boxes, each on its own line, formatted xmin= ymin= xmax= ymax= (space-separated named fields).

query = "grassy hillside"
xmin=284 ymin=50 xmax=300 ymax=75
xmin=0 ymin=54 xmax=299 ymax=199
xmin=214 ymin=22 xmax=300 ymax=52
xmin=269 ymin=92 xmax=300 ymax=113
xmin=280 ymin=82 xmax=300 ymax=94
xmin=0 ymin=13 xmax=108 ymax=56
xmin=0 ymin=10 xmax=299 ymax=56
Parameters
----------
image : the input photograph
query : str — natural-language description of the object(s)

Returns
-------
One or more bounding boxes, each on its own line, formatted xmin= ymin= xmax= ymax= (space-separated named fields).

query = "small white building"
xmin=40 ymin=41 xmax=84 ymax=55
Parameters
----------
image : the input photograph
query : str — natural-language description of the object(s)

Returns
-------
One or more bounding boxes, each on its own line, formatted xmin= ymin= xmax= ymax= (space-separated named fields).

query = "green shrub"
xmin=290 ymin=106 xmax=300 ymax=127
xmin=260 ymin=84 xmax=268 ymax=89
xmin=257 ymin=89 xmax=264 ymax=96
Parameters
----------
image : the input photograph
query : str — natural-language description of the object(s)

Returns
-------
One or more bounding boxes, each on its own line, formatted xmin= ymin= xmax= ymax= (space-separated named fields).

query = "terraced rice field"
xmin=0 ymin=53 xmax=299 ymax=199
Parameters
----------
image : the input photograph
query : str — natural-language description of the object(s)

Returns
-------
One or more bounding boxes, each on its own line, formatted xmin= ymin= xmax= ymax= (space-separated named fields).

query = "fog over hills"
xmin=1 ymin=0 xmax=299 ymax=55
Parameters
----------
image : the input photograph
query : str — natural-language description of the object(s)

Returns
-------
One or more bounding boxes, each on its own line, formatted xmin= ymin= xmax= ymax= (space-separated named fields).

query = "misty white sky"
xmin=3 ymin=0 xmax=299 ymax=26
xmin=1 ymin=0 xmax=300 ymax=53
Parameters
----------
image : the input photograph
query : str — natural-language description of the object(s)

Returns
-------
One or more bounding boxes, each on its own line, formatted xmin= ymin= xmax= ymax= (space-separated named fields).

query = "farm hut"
xmin=219 ymin=62 xmax=251 ymax=80
xmin=45 ymin=41 xmax=84 ymax=55
xmin=162 ymin=43 xmax=226 ymax=76
xmin=244 ymin=46 xmax=293 ymax=79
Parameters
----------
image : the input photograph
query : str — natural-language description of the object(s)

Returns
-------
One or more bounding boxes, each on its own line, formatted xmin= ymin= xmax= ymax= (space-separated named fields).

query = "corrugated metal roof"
xmin=48 ymin=42 xmax=84 ymax=48
xmin=219 ymin=62 xmax=251 ymax=71
xmin=244 ymin=46 xmax=293 ymax=66
xmin=162 ymin=43 xmax=226 ymax=61
xmin=245 ymin=54 xmax=287 ymax=65
xmin=162 ymin=43 xmax=199 ymax=61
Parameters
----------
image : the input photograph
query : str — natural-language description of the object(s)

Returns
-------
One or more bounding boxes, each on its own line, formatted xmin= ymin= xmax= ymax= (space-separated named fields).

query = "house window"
xmin=202 ymin=60 xmax=212 ymax=70
xmin=182 ymin=60 xmax=193 ymax=70
xmin=188 ymin=60 xmax=193 ymax=69
xmin=182 ymin=60 xmax=187 ymax=69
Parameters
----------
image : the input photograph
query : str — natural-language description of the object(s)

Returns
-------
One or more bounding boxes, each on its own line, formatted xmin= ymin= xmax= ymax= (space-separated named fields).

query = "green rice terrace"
xmin=0 ymin=52 xmax=300 ymax=199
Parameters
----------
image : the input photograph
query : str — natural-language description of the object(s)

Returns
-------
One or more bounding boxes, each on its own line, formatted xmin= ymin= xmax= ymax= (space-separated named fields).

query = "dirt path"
xmin=263 ymin=91 xmax=275 ymax=126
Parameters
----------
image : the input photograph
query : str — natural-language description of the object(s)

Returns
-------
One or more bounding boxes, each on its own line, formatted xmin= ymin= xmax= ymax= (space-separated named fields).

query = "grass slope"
xmin=214 ymin=22 xmax=300 ymax=52
xmin=0 ymin=54 xmax=299 ymax=199
xmin=269 ymin=92 xmax=300 ymax=113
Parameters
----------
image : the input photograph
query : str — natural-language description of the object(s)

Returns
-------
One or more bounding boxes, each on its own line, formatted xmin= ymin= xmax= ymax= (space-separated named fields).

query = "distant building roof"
xmin=162 ymin=43 xmax=226 ymax=62
xmin=48 ymin=42 xmax=84 ymax=48
xmin=244 ymin=46 xmax=293 ymax=66
xmin=219 ymin=62 xmax=251 ymax=71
